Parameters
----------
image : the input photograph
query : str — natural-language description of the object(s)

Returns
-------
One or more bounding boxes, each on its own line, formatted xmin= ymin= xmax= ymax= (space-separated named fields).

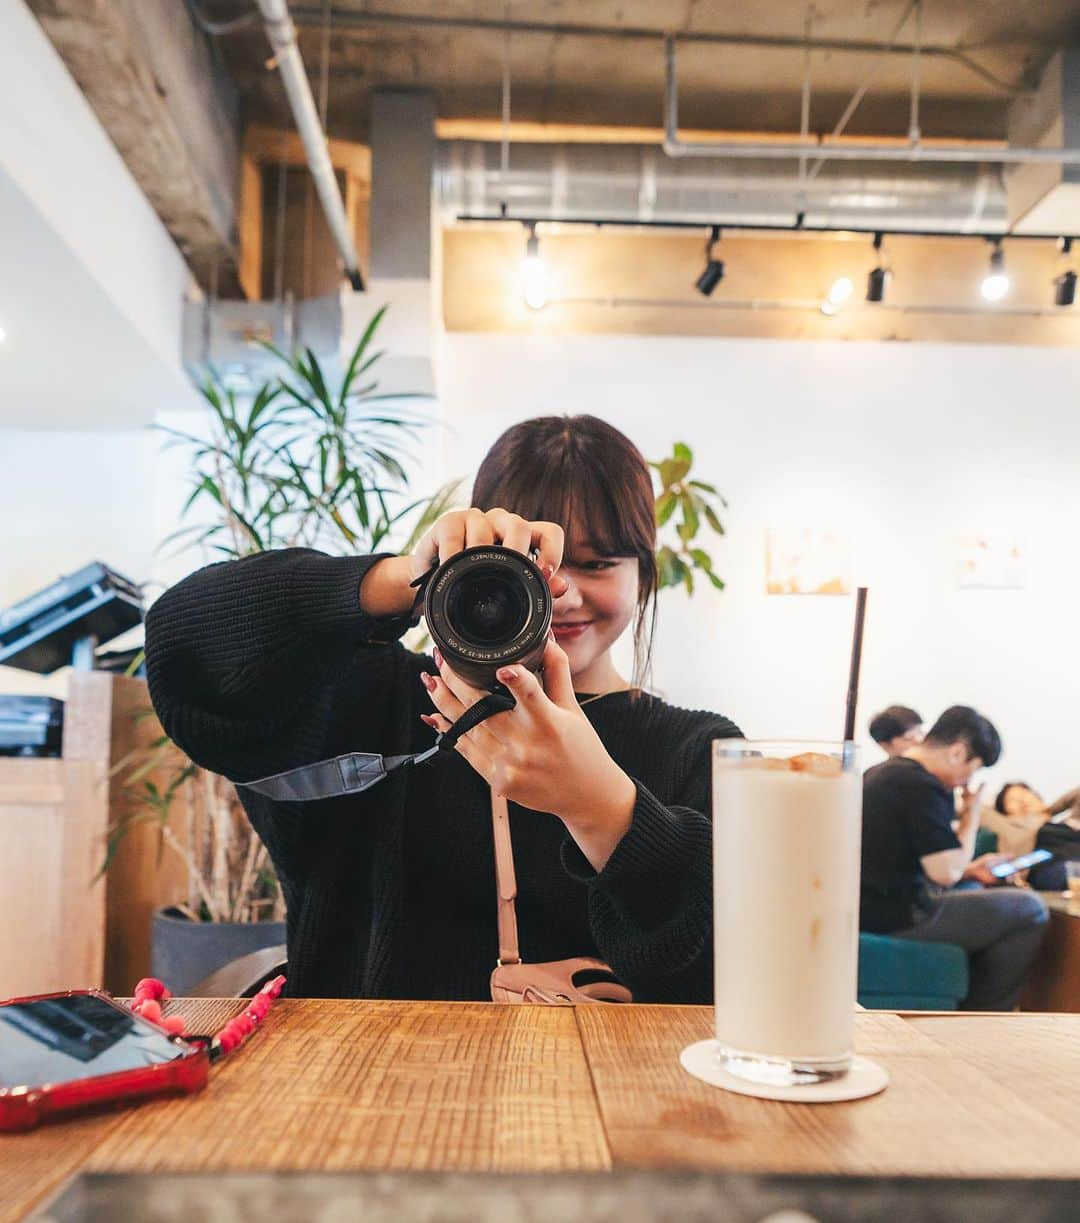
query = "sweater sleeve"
xmin=145 ymin=548 xmax=418 ymax=783
xmin=560 ymin=715 xmax=738 ymax=1004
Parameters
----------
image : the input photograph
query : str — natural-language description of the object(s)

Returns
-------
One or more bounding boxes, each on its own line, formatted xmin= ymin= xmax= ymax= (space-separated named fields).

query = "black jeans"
xmin=895 ymin=888 xmax=1049 ymax=1011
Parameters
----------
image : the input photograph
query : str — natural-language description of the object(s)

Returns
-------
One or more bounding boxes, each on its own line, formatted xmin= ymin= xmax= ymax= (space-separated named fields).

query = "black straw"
xmin=843 ymin=587 xmax=868 ymax=744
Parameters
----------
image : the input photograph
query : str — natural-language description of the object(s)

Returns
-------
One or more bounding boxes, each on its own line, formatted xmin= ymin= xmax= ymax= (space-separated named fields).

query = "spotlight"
xmin=866 ymin=232 xmax=890 ymax=302
xmin=980 ymin=243 xmax=1009 ymax=302
xmin=828 ymin=276 xmax=854 ymax=305
xmin=695 ymin=226 xmax=724 ymax=297
xmin=1055 ymin=269 xmax=1077 ymax=307
xmin=521 ymin=224 xmax=547 ymax=310
xmin=1054 ymin=238 xmax=1076 ymax=306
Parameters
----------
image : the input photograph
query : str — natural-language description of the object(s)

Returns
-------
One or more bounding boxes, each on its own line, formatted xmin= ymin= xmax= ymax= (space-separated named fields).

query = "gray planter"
xmin=151 ymin=906 xmax=286 ymax=995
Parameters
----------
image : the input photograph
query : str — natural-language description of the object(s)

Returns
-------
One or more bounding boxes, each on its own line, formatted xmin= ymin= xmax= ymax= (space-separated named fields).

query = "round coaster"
xmin=680 ymin=1039 xmax=889 ymax=1103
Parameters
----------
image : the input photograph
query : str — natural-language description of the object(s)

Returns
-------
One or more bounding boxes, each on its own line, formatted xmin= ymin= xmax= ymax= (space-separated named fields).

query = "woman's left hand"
xmin=420 ymin=636 xmax=637 ymax=871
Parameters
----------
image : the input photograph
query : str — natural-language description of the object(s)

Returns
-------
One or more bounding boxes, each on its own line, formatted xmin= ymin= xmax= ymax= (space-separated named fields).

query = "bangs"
xmin=511 ymin=454 xmax=642 ymax=559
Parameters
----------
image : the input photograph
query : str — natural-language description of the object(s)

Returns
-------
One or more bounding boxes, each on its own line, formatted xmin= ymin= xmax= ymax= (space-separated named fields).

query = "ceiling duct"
xmin=436 ymin=140 xmax=1006 ymax=233
xmin=182 ymin=293 xmax=342 ymax=392
xmin=1007 ymin=51 xmax=1080 ymax=233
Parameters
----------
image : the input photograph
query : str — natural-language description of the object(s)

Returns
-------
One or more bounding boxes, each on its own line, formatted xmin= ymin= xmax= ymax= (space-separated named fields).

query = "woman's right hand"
xmin=409 ymin=508 xmax=569 ymax=594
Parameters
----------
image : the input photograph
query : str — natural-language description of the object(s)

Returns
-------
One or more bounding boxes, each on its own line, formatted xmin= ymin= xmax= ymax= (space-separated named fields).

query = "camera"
xmin=424 ymin=546 xmax=553 ymax=689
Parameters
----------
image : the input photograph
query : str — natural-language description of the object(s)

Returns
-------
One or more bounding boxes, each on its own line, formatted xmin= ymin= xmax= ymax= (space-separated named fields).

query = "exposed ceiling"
xmin=199 ymin=1 xmax=1080 ymax=142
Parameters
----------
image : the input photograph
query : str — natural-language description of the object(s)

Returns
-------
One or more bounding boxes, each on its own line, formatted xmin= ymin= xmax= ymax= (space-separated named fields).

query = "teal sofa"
xmin=857 ymin=932 xmax=968 ymax=1010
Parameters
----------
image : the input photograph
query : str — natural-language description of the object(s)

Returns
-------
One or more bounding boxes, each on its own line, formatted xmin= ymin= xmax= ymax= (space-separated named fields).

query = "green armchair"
xmin=857 ymin=932 xmax=968 ymax=1010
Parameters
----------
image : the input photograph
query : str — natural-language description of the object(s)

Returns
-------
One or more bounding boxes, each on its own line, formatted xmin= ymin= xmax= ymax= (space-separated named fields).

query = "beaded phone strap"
xmin=128 ymin=975 xmax=286 ymax=1062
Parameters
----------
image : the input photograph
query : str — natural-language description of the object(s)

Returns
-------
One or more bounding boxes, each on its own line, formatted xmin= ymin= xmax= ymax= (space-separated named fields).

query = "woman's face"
xmin=550 ymin=529 xmax=640 ymax=679
xmin=1003 ymin=785 xmax=1043 ymax=816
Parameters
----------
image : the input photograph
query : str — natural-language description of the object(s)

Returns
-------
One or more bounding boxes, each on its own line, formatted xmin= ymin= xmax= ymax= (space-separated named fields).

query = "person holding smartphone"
xmin=145 ymin=415 xmax=742 ymax=1002
xmin=859 ymin=706 xmax=1049 ymax=1011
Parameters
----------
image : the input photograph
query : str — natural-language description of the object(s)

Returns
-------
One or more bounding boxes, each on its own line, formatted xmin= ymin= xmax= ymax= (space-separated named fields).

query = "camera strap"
xmin=236 ymin=687 xmax=516 ymax=803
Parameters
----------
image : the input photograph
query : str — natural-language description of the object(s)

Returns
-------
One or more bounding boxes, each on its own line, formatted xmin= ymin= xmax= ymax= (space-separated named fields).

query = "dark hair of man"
xmin=994 ymin=781 xmax=1038 ymax=815
xmin=868 ymin=705 xmax=922 ymax=745
xmin=923 ymin=705 xmax=1002 ymax=768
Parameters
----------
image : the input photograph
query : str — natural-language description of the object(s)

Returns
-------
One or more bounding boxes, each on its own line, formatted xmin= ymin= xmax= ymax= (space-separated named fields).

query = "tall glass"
xmin=712 ymin=740 xmax=861 ymax=1087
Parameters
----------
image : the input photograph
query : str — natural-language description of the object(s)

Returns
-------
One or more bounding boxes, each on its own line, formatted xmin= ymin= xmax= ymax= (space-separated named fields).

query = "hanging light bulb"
xmin=980 ymin=242 xmax=1009 ymax=302
xmin=521 ymin=223 xmax=547 ymax=310
xmin=827 ymin=276 xmax=854 ymax=305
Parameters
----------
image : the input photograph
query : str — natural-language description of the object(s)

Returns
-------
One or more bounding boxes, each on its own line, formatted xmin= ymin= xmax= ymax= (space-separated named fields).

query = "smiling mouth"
xmin=553 ymin=621 xmax=592 ymax=634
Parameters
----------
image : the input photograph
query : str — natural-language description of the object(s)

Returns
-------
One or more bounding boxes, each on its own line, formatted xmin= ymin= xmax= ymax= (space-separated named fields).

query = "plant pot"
xmin=151 ymin=906 xmax=286 ymax=996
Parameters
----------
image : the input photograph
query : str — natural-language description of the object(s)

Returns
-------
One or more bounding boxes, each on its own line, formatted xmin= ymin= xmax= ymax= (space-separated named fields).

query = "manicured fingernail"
xmin=497 ymin=666 xmax=519 ymax=683
xmin=433 ymin=646 xmax=443 ymax=668
xmin=420 ymin=713 xmax=437 ymax=727
xmin=420 ymin=672 xmax=436 ymax=691
xmin=547 ymin=629 xmax=556 ymax=642
xmin=540 ymin=562 xmax=554 ymax=578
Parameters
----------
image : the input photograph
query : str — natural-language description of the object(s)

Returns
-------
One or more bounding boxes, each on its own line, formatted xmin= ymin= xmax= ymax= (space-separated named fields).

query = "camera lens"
xmin=447 ymin=568 xmax=529 ymax=646
xmin=423 ymin=545 xmax=553 ymax=690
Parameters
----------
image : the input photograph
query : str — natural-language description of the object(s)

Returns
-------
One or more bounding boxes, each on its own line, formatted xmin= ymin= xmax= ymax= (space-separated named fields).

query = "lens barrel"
xmin=424 ymin=546 xmax=553 ymax=690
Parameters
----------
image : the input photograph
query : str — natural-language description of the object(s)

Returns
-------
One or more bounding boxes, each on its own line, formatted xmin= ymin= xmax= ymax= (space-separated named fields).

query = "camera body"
xmin=424 ymin=546 xmax=553 ymax=690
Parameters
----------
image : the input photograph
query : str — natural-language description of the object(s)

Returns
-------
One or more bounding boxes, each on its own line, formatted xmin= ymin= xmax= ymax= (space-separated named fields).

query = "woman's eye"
xmin=583 ymin=560 xmax=617 ymax=571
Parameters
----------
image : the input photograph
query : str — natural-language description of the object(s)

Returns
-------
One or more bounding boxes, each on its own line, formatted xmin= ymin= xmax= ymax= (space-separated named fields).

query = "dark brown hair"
xmin=472 ymin=415 xmax=658 ymax=692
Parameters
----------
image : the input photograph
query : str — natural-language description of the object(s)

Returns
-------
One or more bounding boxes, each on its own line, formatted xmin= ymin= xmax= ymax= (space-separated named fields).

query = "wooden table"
xmin=4 ymin=1001 xmax=1080 ymax=1221
xmin=1020 ymin=893 xmax=1080 ymax=1012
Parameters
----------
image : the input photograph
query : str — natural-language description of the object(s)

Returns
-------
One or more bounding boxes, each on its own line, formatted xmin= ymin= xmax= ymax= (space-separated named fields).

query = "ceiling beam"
xmin=27 ymin=0 xmax=245 ymax=297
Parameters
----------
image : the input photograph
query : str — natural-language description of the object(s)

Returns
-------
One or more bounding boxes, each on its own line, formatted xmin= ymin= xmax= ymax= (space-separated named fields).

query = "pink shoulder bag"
xmin=487 ymin=791 xmax=633 ymax=1005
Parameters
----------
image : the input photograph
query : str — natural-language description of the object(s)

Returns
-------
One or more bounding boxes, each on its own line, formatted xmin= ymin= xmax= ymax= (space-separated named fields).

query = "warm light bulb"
xmin=522 ymin=254 xmax=547 ymax=310
xmin=827 ymin=276 xmax=854 ymax=305
xmin=522 ymin=232 xmax=547 ymax=310
xmin=981 ymin=272 xmax=1009 ymax=302
xmin=981 ymin=247 xmax=1009 ymax=302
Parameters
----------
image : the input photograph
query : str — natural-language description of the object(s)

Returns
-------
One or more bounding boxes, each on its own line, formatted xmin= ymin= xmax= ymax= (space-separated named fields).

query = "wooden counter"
xmin=4 ymin=1001 xmax=1080 ymax=1221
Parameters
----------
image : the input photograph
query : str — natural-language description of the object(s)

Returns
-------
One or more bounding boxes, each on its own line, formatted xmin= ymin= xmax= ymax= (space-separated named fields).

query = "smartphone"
xmin=990 ymin=848 xmax=1054 ymax=879
xmin=0 ymin=989 xmax=208 ymax=1132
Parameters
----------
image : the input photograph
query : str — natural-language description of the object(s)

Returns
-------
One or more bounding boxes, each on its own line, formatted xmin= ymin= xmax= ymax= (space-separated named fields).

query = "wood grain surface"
xmin=5 ymin=1001 xmax=1080 ymax=1223
xmin=575 ymin=1006 xmax=1080 ymax=1178
xmin=85 ymin=1001 xmax=609 ymax=1176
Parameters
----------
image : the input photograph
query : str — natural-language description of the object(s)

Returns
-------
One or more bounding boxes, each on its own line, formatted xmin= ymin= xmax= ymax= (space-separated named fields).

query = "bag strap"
xmin=490 ymin=790 xmax=521 ymax=966
xmin=238 ymin=687 xmax=515 ymax=802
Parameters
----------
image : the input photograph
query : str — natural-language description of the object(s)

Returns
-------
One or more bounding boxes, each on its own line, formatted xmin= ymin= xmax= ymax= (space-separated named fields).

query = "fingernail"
xmin=433 ymin=646 xmax=444 ymax=669
xmin=547 ymin=628 xmax=556 ymax=642
xmin=497 ymin=666 xmax=518 ymax=683
xmin=420 ymin=713 xmax=437 ymax=727
xmin=540 ymin=562 xmax=554 ymax=578
xmin=420 ymin=672 xmax=436 ymax=691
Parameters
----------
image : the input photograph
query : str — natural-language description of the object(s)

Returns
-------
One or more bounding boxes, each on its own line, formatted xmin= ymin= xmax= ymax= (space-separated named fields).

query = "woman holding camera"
xmin=146 ymin=415 xmax=741 ymax=1001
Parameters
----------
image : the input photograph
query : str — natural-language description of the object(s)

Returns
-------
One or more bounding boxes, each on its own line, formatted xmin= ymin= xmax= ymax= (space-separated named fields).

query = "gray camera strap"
xmin=236 ymin=687 xmax=515 ymax=803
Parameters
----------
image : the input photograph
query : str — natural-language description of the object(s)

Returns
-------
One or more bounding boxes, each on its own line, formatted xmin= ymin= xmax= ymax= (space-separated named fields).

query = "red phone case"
xmin=0 ymin=989 xmax=209 ymax=1133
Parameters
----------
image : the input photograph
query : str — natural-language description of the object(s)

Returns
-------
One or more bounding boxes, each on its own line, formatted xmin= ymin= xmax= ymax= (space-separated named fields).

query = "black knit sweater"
xmin=145 ymin=548 xmax=741 ymax=1001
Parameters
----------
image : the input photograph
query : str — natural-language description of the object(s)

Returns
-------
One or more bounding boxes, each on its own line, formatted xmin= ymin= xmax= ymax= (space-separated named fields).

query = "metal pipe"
xmin=285 ymin=7 xmax=1027 ymax=95
xmin=663 ymin=37 xmax=1080 ymax=165
xmin=256 ymin=0 xmax=364 ymax=289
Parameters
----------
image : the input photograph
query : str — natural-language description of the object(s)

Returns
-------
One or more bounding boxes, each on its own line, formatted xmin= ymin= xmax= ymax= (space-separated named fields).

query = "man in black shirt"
xmin=861 ymin=706 xmax=1048 ymax=1010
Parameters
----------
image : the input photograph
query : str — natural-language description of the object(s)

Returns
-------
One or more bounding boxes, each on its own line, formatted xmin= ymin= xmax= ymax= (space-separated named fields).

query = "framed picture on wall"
xmin=957 ymin=532 xmax=1026 ymax=589
xmin=765 ymin=528 xmax=852 ymax=596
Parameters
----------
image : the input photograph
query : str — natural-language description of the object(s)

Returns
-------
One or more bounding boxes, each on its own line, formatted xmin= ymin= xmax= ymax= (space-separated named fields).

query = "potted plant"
xmin=104 ymin=306 xmax=458 ymax=993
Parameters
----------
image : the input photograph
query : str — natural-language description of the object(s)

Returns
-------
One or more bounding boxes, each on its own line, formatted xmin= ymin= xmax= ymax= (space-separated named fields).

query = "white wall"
xmin=0 ymin=0 xmax=194 ymax=383
xmin=437 ymin=332 xmax=1080 ymax=800
xmin=6 ymin=325 xmax=1080 ymax=805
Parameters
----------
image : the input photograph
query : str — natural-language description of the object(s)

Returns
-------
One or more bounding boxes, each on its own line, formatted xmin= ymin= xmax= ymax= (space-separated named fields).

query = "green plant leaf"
xmin=673 ymin=442 xmax=693 ymax=464
xmin=706 ymin=571 xmax=726 ymax=590
xmin=658 ymin=457 xmax=691 ymax=488
xmin=704 ymin=505 xmax=726 ymax=536
xmin=690 ymin=548 xmax=714 ymax=571
xmin=655 ymin=491 xmax=678 ymax=526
